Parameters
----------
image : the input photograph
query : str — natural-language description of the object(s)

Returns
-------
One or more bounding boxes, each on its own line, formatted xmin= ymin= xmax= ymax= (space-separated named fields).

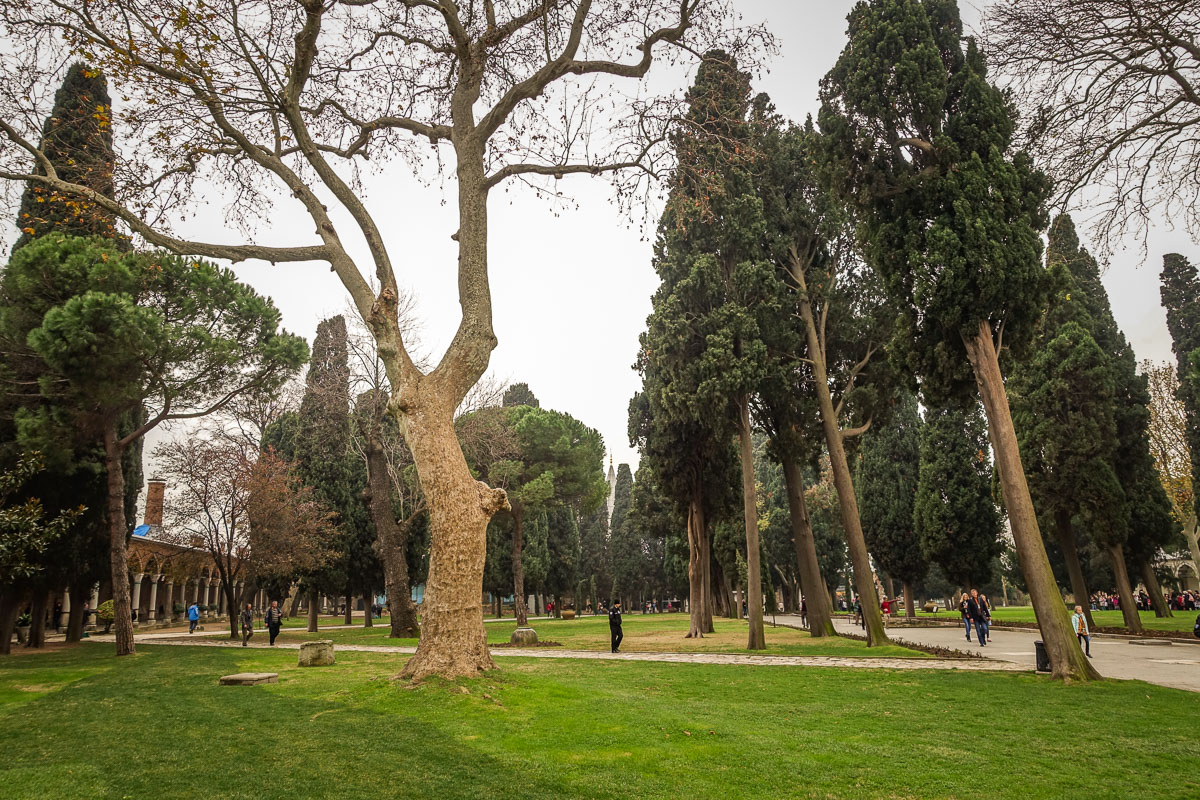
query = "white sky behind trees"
xmin=7 ymin=1 xmax=1195 ymax=486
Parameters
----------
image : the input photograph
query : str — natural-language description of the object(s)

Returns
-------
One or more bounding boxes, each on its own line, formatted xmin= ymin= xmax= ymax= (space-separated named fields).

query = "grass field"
xmin=266 ymin=613 xmax=927 ymax=658
xmin=0 ymin=643 xmax=1196 ymax=799
xmin=915 ymin=605 xmax=1197 ymax=632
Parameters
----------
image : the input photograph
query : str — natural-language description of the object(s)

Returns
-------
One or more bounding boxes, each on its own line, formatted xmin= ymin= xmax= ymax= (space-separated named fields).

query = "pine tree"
xmin=1160 ymin=253 xmax=1200 ymax=570
xmin=13 ymin=64 xmax=119 ymax=252
xmin=820 ymin=0 xmax=1095 ymax=680
xmin=857 ymin=390 xmax=926 ymax=617
xmin=608 ymin=463 xmax=638 ymax=603
xmin=502 ymin=383 xmax=539 ymax=408
xmin=915 ymin=404 xmax=1002 ymax=590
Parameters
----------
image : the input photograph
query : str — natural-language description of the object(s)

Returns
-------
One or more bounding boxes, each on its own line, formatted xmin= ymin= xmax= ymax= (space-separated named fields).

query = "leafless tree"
xmin=984 ymin=0 xmax=1200 ymax=252
xmin=0 ymin=0 xmax=765 ymax=679
xmin=1144 ymin=360 xmax=1199 ymax=568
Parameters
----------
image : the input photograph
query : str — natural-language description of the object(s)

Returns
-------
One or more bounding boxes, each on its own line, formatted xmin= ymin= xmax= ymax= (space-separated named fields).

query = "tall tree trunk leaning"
xmin=1108 ymin=545 xmax=1143 ymax=632
xmin=1140 ymin=562 xmax=1172 ymax=618
xmin=793 ymin=273 xmax=888 ymax=646
xmin=362 ymin=433 xmax=419 ymax=638
xmin=66 ymin=583 xmax=87 ymax=643
xmin=307 ymin=590 xmax=319 ymax=632
xmin=782 ymin=459 xmax=835 ymax=636
xmin=685 ymin=481 xmax=710 ymax=637
xmin=1054 ymin=510 xmax=1094 ymax=629
xmin=964 ymin=321 xmax=1099 ymax=680
xmin=103 ymin=422 xmax=135 ymax=656
xmin=511 ymin=510 xmax=528 ymax=628
xmin=737 ymin=398 xmax=766 ymax=650
xmin=902 ymin=581 xmax=915 ymax=619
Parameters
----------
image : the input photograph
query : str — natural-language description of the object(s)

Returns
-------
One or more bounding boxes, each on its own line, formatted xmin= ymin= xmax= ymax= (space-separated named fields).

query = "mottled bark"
xmin=399 ymin=403 xmax=507 ymax=681
xmin=965 ymin=321 xmax=1099 ymax=681
xmin=1054 ymin=510 xmax=1094 ymax=629
xmin=1108 ymin=544 xmax=1143 ymax=632
xmin=103 ymin=422 xmax=135 ymax=656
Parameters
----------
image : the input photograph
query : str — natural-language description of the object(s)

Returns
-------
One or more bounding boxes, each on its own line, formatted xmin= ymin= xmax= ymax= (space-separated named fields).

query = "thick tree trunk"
xmin=685 ymin=482 xmax=709 ymax=637
xmin=1054 ymin=510 xmax=1094 ymax=629
xmin=737 ymin=399 xmax=766 ymax=650
xmin=307 ymin=590 xmax=318 ymax=632
xmin=0 ymin=590 xmax=20 ymax=655
xmin=902 ymin=581 xmax=915 ymax=619
xmin=343 ymin=593 xmax=352 ymax=625
xmin=713 ymin=560 xmax=733 ymax=618
xmin=782 ymin=459 xmax=835 ymax=636
xmin=363 ymin=591 xmax=373 ymax=627
xmin=399 ymin=403 xmax=507 ymax=681
xmin=1141 ymin=561 xmax=1172 ymax=618
xmin=227 ymin=584 xmax=240 ymax=639
xmin=1183 ymin=514 xmax=1200 ymax=579
xmin=1108 ymin=544 xmax=1143 ymax=632
xmin=66 ymin=583 xmax=87 ymax=642
xmin=885 ymin=575 xmax=896 ymax=605
xmin=288 ymin=591 xmax=302 ymax=617
xmin=27 ymin=591 xmax=47 ymax=648
xmin=964 ymin=321 xmax=1098 ymax=681
xmin=794 ymin=276 xmax=888 ymax=646
xmin=103 ymin=422 xmax=135 ymax=656
xmin=700 ymin=518 xmax=714 ymax=632
xmin=511 ymin=510 xmax=528 ymax=628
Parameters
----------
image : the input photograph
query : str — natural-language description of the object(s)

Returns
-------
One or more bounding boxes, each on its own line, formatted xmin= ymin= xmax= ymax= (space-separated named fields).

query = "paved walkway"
xmin=83 ymin=634 xmax=1028 ymax=673
xmin=778 ymin=616 xmax=1200 ymax=693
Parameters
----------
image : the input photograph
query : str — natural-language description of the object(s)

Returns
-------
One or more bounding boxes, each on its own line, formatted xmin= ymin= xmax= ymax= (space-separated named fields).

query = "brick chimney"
xmin=144 ymin=478 xmax=165 ymax=527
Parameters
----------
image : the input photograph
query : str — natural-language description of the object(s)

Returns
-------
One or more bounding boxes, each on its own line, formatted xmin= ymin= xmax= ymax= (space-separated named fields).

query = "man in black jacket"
xmin=609 ymin=600 xmax=623 ymax=653
xmin=967 ymin=590 xmax=987 ymax=647
xmin=264 ymin=600 xmax=283 ymax=646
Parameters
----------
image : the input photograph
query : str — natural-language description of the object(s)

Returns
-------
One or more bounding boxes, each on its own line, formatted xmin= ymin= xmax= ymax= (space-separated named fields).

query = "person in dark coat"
xmin=609 ymin=600 xmax=623 ymax=653
xmin=967 ymin=590 xmax=987 ymax=647
xmin=240 ymin=603 xmax=254 ymax=647
xmin=264 ymin=600 xmax=283 ymax=646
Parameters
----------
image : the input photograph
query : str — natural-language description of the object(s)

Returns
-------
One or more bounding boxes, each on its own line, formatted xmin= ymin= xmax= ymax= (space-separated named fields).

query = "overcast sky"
xmin=10 ymin=1 xmax=1194 ymax=496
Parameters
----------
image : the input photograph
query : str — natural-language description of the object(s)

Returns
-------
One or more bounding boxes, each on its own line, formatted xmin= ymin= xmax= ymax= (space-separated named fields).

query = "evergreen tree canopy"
xmin=1161 ymin=253 xmax=1200 ymax=523
xmin=857 ymin=390 xmax=927 ymax=588
xmin=13 ymin=64 xmax=119 ymax=252
xmin=502 ymin=382 xmax=539 ymax=408
xmin=915 ymin=404 xmax=1001 ymax=588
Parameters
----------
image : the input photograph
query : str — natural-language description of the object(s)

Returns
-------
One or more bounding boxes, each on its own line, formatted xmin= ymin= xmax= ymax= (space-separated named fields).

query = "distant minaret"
xmin=606 ymin=454 xmax=617 ymax=525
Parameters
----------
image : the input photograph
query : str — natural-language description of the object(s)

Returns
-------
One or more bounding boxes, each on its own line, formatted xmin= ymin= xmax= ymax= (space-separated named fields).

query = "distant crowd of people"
xmin=1088 ymin=589 xmax=1198 ymax=612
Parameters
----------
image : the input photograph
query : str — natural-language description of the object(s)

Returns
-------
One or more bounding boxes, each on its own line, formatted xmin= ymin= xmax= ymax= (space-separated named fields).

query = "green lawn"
xmin=267 ymin=613 xmax=927 ymax=658
xmin=1 ymin=644 xmax=1196 ymax=799
xmin=917 ymin=605 xmax=1198 ymax=632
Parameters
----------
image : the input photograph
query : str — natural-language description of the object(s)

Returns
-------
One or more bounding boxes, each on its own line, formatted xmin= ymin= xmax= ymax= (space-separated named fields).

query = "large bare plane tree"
xmin=0 ymin=0 xmax=758 ymax=679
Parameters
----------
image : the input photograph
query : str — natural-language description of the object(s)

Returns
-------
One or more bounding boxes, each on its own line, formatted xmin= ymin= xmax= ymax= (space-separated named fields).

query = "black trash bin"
xmin=1033 ymin=640 xmax=1051 ymax=673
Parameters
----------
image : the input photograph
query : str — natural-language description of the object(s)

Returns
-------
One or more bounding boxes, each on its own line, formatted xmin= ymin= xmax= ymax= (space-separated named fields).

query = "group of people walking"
xmin=959 ymin=589 xmax=993 ymax=646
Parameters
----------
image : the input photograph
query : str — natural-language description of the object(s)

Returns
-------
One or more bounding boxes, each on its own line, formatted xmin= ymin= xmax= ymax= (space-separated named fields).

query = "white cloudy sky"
xmin=8 ymin=1 xmax=1197 ymax=490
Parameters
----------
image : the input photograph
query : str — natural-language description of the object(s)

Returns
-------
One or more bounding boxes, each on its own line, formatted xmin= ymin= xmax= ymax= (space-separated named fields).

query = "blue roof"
xmin=132 ymin=524 xmax=150 ymax=537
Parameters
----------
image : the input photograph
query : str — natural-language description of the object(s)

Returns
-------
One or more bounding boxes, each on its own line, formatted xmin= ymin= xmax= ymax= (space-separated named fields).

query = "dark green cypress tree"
xmin=1160 ymin=253 xmax=1200 ymax=567
xmin=576 ymin=506 xmax=611 ymax=609
xmin=13 ymin=64 xmax=120 ymax=252
xmin=608 ymin=463 xmax=638 ymax=603
xmin=915 ymin=404 xmax=1002 ymax=590
xmin=857 ymin=390 xmax=926 ymax=617
xmin=820 ymin=0 xmax=1094 ymax=680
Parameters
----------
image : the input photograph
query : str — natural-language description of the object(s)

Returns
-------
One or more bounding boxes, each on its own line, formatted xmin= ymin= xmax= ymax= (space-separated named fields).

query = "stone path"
xmin=83 ymin=634 xmax=1027 ymax=673
xmin=775 ymin=615 xmax=1200 ymax=693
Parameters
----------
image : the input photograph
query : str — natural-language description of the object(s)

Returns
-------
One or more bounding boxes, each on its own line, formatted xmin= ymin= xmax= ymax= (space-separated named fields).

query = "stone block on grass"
xmin=510 ymin=627 xmax=539 ymax=645
xmin=298 ymin=639 xmax=335 ymax=666
xmin=220 ymin=672 xmax=279 ymax=686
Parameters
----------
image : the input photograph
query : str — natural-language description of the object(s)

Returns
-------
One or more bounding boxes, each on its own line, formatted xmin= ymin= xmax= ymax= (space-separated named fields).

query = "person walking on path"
xmin=979 ymin=593 xmax=993 ymax=643
xmin=264 ymin=600 xmax=283 ymax=646
xmin=609 ymin=599 xmax=623 ymax=653
xmin=800 ymin=598 xmax=808 ymax=629
xmin=1071 ymin=605 xmax=1092 ymax=658
xmin=967 ymin=590 xmax=988 ymax=647
xmin=240 ymin=603 xmax=254 ymax=647
xmin=187 ymin=602 xmax=200 ymax=634
xmin=959 ymin=593 xmax=973 ymax=642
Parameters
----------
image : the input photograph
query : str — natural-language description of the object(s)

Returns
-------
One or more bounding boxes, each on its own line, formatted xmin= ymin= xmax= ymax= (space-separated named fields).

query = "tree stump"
xmin=298 ymin=639 xmax=335 ymax=666
xmin=509 ymin=627 xmax=539 ymax=646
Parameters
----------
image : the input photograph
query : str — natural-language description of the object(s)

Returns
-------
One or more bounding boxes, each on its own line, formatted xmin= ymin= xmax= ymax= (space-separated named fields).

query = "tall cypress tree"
xmin=1160 ymin=253 xmax=1200 ymax=571
xmin=608 ymin=463 xmax=638 ymax=603
xmin=857 ymin=390 xmax=926 ymax=618
xmin=820 ymin=0 xmax=1095 ymax=680
xmin=13 ymin=64 xmax=119 ymax=252
xmin=915 ymin=404 xmax=1002 ymax=591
